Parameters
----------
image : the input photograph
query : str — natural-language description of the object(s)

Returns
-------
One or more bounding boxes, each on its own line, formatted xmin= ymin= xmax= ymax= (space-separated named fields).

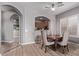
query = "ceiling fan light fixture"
xmin=51 ymin=7 xmax=55 ymax=11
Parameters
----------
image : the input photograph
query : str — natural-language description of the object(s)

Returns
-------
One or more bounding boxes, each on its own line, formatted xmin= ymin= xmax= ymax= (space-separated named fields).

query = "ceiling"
xmin=20 ymin=2 xmax=79 ymax=15
xmin=29 ymin=2 xmax=79 ymax=15
xmin=51 ymin=2 xmax=79 ymax=15
xmin=1 ymin=2 xmax=79 ymax=15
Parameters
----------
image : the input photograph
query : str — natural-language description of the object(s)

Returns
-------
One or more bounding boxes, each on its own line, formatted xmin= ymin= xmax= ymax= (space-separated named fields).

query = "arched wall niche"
xmin=0 ymin=4 xmax=23 ymax=54
xmin=1 ymin=4 xmax=23 ymax=43
xmin=35 ymin=16 xmax=50 ymax=30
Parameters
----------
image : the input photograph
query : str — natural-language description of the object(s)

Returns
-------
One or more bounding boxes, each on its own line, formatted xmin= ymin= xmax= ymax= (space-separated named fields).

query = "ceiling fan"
xmin=45 ymin=2 xmax=64 ymax=11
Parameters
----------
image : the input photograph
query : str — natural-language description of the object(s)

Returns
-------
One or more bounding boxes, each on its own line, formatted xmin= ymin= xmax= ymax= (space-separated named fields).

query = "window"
xmin=68 ymin=15 xmax=78 ymax=35
xmin=60 ymin=14 xmax=79 ymax=36
xmin=60 ymin=17 xmax=68 ymax=34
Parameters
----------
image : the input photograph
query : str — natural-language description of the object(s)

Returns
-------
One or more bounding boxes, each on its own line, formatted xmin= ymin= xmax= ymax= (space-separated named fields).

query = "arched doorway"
xmin=0 ymin=5 xmax=23 ymax=54
xmin=35 ymin=16 xmax=50 ymax=44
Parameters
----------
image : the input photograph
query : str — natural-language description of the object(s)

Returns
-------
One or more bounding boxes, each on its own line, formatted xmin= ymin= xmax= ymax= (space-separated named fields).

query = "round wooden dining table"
xmin=47 ymin=35 xmax=63 ymax=50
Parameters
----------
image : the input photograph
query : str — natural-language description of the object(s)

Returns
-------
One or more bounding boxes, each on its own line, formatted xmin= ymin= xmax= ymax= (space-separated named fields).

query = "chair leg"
xmin=62 ymin=45 xmax=69 ymax=54
xmin=45 ymin=46 xmax=47 ymax=53
xmin=54 ymin=40 xmax=57 ymax=51
xmin=62 ymin=46 xmax=65 ymax=54
xmin=67 ymin=44 xmax=69 ymax=52
xmin=41 ymin=43 xmax=44 ymax=49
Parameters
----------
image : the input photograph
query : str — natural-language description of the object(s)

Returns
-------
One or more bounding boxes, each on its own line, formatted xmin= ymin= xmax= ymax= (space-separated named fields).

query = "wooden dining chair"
xmin=57 ymin=31 xmax=69 ymax=54
xmin=42 ymin=30 xmax=54 ymax=53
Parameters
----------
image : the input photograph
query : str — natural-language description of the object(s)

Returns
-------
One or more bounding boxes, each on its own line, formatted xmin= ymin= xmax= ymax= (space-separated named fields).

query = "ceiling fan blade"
xmin=45 ymin=6 xmax=49 ymax=8
xmin=56 ymin=2 xmax=64 ymax=7
xmin=44 ymin=2 xmax=64 ymax=9
xmin=45 ymin=4 xmax=51 ymax=8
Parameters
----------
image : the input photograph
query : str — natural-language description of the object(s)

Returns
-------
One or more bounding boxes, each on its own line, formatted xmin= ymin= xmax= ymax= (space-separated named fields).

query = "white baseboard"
xmin=0 ymin=41 xmax=14 ymax=43
xmin=21 ymin=41 xmax=35 ymax=45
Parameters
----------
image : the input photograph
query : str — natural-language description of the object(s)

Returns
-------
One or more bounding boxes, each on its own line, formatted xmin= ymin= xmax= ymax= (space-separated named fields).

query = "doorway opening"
xmin=0 ymin=5 xmax=23 ymax=54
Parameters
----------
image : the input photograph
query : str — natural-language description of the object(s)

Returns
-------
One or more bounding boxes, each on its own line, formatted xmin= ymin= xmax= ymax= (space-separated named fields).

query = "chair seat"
xmin=57 ymin=41 xmax=68 ymax=46
xmin=45 ymin=42 xmax=54 ymax=46
xmin=57 ymin=30 xmax=69 ymax=46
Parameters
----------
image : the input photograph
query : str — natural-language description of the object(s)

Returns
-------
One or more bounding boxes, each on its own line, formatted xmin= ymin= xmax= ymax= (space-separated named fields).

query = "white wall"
xmin=21 ymin=3 xmax=57 ymax=44
xmin=2 ymin=11 xmax=17 ymax=42
xmin=0 ymin=2 xmax=57 ymax=44
xmin=0 ymin=7 xmax=1 ymax=47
